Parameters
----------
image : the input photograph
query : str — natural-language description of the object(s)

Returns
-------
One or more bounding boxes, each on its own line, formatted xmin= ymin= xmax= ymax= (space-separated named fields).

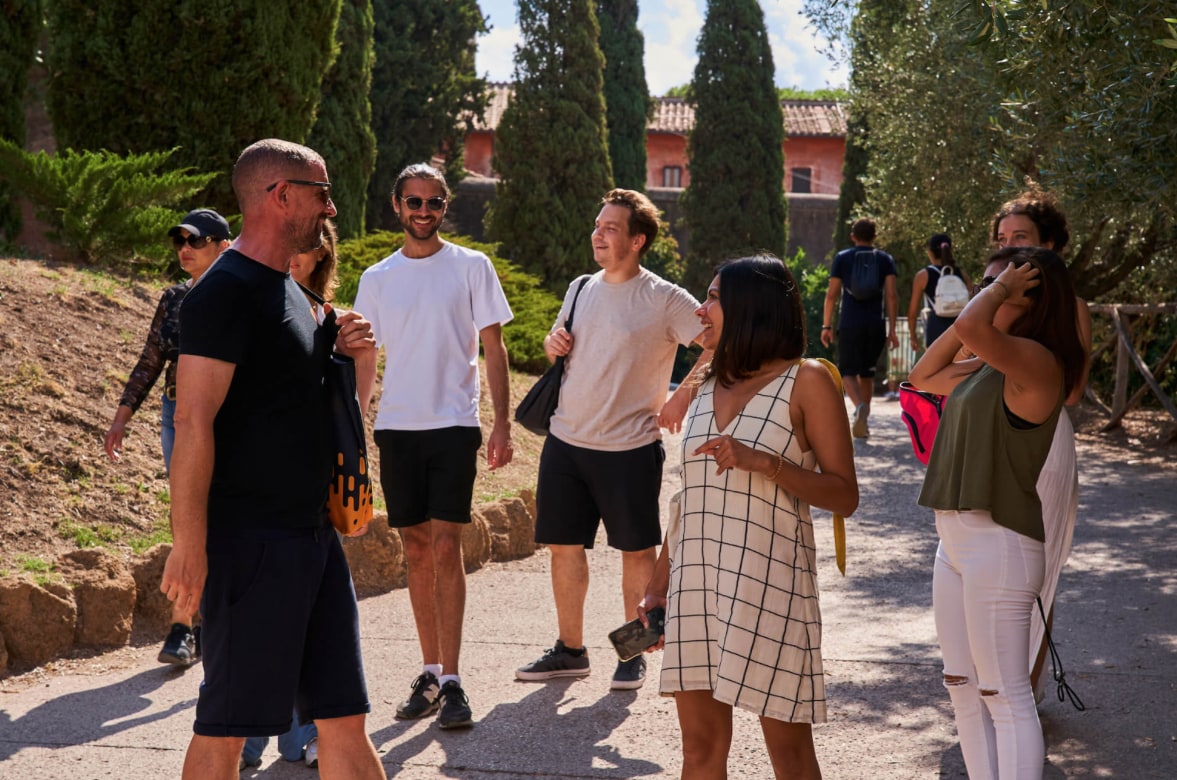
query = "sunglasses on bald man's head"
xmin=398 ymin=195 xmax=447 ymax=212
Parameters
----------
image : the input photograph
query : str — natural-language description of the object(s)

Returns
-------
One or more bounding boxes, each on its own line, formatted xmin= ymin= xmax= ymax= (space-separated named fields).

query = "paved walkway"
xmin=1 ymin=400 xmax=1173 ymax=778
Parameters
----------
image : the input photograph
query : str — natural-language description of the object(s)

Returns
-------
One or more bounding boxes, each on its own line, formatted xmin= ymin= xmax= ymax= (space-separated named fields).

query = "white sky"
xmin=476 ymin=0 xmax=848 ymax=96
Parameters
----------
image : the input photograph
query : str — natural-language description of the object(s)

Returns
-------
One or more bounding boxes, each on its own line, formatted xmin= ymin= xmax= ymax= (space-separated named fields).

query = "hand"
xmin=694 ymin=434 xmax=771 ymax=476
xmin=104 ymin=424 xmax=126 ymax=461
xmin=160 ymin=541 xmax=207 ymax=619
xmin=657 ymin=389 xmax=691 ymax=433
xmin=330 ymin=306 xmax=376 ymax=356
xmin=345 ymin=523 xmax=370 ymax=538
xmin=888 ymin=331 xmax=900 ymax=350
xmin=995 ymin=261 xmax=1041 ymax=301
xmin=820 ymin=328 xmax=834 ymax=348
xmin=486 ymin=423 xmax=514 ymax=470
xmin=636 ymin=596 xmax=668 ymax=652
xmin=546 ymin=328 xmax=573 ymax=358
xmin=910 ymin=336 xmax=922 ymax=353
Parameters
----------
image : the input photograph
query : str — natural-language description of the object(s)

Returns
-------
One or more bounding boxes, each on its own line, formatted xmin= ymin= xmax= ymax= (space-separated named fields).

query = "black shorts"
xmin=535 ymin=435 xmax=665 ymax=552
xmin=374 ymin=426 xmax=482 ymax=527
xmin=195 ymin=524 xmax=369 ymax=737
xmin=838 ymin=323 xmax=887 ymax=378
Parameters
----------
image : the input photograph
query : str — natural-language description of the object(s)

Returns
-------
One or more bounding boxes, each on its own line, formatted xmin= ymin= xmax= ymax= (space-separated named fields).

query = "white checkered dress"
xmin=661 ymin=363 xmax=826 ymax=723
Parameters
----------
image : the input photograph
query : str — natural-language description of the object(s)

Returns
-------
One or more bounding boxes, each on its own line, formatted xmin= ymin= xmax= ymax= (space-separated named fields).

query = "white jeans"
xmin=934 ymin=510 xmax=1045 ymax=779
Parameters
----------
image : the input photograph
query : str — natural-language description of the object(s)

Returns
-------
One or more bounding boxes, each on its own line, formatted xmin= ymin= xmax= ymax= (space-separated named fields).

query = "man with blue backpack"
xmin=821 ymin=218 xmax=899 ymax=438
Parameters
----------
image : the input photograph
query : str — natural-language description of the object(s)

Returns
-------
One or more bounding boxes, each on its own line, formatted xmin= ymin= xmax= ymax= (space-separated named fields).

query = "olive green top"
xmin=918 ymin=365 xmax=1062 ymax=542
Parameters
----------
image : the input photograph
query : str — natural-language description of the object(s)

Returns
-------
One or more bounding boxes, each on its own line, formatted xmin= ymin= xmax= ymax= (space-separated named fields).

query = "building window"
xmin=791 ymin=167 xmax=812 ymax=194
xmin=662 ymin=166 xmax=683 ymax=188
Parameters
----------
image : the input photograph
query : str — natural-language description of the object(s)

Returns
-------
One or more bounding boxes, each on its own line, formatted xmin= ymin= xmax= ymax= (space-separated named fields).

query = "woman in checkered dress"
xmin=640 ymin=255 xmax=858 ymax=779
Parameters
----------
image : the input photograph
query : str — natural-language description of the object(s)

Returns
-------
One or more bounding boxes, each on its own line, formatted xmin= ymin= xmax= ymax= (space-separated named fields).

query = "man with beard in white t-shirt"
xmin=355 ymin=163 xmax=514 ymax=730
xmin=515 ymin=188 xmax=704 ymax=691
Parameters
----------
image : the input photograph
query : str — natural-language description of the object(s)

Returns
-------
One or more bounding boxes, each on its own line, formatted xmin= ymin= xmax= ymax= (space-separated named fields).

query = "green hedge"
xmin=336 ymin=231 xmax=562 ymax=373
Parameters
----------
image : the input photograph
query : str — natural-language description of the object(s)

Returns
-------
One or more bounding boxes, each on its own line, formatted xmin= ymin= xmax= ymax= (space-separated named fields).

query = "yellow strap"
xmin=813 ymin=358 xmax=848 ymax=576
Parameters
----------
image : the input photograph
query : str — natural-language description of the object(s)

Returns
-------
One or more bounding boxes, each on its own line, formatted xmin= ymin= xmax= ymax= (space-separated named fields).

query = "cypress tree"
xmin=366 ymin=0 xmax=488 ymax=231
xmin=679 ymin=0 xmax=786 ymax=297
xmin=597 ymin=0 xmax=652 ymax=191
xmin=308 ymin=0 xmax=377 ymax=240
xmin=490 ymin=0 xmax=614 ymax=290
xmin=44 ymin=1 xmax=341 ymax=215
xmin=0 ymin=1 xmax=41 ymax=244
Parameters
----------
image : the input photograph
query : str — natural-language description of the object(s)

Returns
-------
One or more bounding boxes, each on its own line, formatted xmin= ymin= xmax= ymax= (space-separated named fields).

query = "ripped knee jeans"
xmin=933 ymin=509 xmax=1045 ymax=780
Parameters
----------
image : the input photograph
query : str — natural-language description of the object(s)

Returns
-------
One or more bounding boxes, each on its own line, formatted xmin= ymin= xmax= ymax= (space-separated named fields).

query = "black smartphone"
xmin=608 ymin=607 xmax=665 ymax=661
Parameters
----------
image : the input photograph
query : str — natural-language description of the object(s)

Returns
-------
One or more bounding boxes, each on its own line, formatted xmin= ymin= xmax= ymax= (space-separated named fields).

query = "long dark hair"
xmin=708 ymin=255 xmax=806 ymax=387
xmin=305 ymin=219 xmax=339 ymax=302
xmin=986 ymin=246 xmax=1084 ymax=396
xmin=927 ymin=232 xmax=956 ymax=270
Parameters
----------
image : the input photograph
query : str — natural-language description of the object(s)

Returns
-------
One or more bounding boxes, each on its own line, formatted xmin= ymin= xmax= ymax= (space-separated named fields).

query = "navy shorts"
xmin=194 ymin=524 xmax=370 ymax=738
xmin=838 ymin=323 xmax=887 ymax=378
xmin=374 ymin=426 xmax=482 ymax=527
xmin=535 ymin=435 xmax=665 ymax=551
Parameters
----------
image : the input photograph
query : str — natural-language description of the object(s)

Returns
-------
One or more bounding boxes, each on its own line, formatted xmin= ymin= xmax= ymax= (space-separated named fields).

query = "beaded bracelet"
xmin=767 ymin=453 xmax=784 ymax=481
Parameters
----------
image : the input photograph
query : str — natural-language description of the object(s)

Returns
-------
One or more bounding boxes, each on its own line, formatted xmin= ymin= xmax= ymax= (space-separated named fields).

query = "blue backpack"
xmin=848 ymin=249 xmax=883 ymax=301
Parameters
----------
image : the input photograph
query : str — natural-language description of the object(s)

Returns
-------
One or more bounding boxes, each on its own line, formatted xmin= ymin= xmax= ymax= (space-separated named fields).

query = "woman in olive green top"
xmin=909 ymin=246 xmax=1085 ymax=780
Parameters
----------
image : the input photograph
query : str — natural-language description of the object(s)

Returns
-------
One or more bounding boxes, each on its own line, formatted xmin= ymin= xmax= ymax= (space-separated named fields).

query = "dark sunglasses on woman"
xmin=172 ymin=234 xmax=219 ymax=249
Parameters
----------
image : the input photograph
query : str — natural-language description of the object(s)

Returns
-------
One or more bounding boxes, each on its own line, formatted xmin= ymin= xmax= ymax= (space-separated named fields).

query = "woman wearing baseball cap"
xmin=103 ymin=208 xmax=231 ymax=667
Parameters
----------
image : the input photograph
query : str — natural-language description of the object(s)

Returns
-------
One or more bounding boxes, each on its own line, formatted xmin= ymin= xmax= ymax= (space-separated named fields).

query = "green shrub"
xmin=0 ymin=140 xmax=217 ymax=268
xmin=336 ymin=231 xmax=562 ymax=373
xmin=786 ymin=248 xmax=835 ymax=361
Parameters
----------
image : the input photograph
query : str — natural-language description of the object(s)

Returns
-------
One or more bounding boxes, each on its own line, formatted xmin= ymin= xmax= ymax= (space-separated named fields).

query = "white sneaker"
xmin=852 ymin=403 xmax=870 ymax=438
xmin=305 ymin=736 xmax=318 ymax=768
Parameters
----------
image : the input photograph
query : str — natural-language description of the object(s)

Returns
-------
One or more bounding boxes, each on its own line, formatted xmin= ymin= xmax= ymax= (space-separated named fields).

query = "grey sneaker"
xmin=852 ymin=403 xmax=870 ymax=438
xmin=395 ymin=672 xmax=440 ymax=720
xmin=611 ymin=654 xmax=647 ymax=690
xmin=437 ymin=680 xmax=473 ymax=729
xmin=515 ymin=640 xmax=591 ymax=681
xmin=158 ymin=623 xmax=197 ymax=666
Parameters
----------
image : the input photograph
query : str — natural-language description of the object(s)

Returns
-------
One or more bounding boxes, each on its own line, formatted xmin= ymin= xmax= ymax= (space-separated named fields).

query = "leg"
xmin=856 ymin=375 xmax=874 ymax=414
xmin=314 ymin=713 xmax=386 ymax=780
xmin=933 ymin=522 xmax=998 ymax=779
xmin=181 ymin=735 xmax=245 ymax=780
xmin=276 ymin=714 xmax=317 ymax=762
xmin=400 ymin=523 xmax=442 ymax=665
xmin=760 ymin=719 xmax=821 ymax=780
xmin=431 ymin=520 xmax=467 ymax=674
xmin=241 ymin=735 xmax=267 ymax=766
xmin=550 ymin=543 xmax=590 ymax=648
xmin=842 ymin=372 xmax=865 ymax=408
xmin=676 ymin=690 xmax=734 ymax=780
xmin=621 ymin=547 xmax=657 ymax=621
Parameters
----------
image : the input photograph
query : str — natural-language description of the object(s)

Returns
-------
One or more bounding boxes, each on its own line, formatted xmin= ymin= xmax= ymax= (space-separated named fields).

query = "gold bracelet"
xmin=767 ymin=453 xmax=784 ymax=481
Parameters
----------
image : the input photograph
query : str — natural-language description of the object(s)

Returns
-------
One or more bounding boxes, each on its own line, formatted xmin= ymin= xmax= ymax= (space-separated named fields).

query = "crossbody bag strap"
xmin=563 ymin=276 xmax=591 ymax=334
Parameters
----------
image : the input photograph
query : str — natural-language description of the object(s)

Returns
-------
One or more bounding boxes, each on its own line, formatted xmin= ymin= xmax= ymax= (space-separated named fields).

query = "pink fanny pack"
xmin=899 ymin=382 xmax=944 ymax=465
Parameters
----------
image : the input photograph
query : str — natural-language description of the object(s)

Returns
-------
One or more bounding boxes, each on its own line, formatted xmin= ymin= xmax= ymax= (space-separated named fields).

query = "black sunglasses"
xmin=398 ymin=195 xmax=447 ymax=212
xmin=267 ymin=179 xmax=333 ymax=202
xmin=972 ymin=275 xmax=997 ymax=295
xmin=172 ymin=234 xmax=219 ymax=249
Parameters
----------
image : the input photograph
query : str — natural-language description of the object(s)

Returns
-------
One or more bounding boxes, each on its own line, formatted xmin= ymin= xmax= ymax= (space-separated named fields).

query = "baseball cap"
xmin=167 ymin=208 xmax=231 ymax=240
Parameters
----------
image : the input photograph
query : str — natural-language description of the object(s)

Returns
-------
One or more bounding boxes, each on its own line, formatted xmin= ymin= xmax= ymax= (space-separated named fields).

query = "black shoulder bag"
xmin=300 ymin=283 xmax=374 ymax=536
xmin=514 ymin=276 xmax=590 ymax=436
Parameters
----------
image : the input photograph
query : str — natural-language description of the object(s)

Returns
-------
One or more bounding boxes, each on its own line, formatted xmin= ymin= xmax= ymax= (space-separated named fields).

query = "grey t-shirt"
xmin=548 ymin=268 xmax=700 ymax=451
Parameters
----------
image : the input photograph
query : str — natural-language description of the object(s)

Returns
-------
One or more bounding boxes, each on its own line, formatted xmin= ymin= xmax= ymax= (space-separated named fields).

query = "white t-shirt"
xmin=354 ymin=241 xmax=513 ymax=430
xmin=549 ymin=268 xmax=700 ymax=451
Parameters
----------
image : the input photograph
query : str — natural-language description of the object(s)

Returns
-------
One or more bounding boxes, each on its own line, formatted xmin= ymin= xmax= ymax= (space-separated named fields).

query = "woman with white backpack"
xmin=908 ymin=233 xmax=972 ymax=350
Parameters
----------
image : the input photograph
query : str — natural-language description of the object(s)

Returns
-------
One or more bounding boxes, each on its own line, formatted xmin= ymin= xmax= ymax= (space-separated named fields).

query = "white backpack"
xmin=931 ymin=266 xmax=969 ymax=317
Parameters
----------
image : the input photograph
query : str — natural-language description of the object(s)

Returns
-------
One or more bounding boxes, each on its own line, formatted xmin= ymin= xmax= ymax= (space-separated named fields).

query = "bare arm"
xmin=820 ymin=278 xmax=841 ymax=348
xmin=909 ymin=324 xmax=983 ymax=395
xmin=907 ymin=270 xmax=928 ymax=351
xmin=160 ymin=354 xmax=234 ymax=618
xmin=1068 ymin=297 xmax=1093 ymax=406
xmin=658 ymin=345 xmax=712 ymax=434
xmin=481 ymin=322 xmax=513 ymax=470
xmin=885 ymin=274 xmax=900 ymax=349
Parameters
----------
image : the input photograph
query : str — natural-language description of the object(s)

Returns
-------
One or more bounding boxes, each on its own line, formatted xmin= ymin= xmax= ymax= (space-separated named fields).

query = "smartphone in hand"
xmin=608 ymin=607 xmax=666 ymax=661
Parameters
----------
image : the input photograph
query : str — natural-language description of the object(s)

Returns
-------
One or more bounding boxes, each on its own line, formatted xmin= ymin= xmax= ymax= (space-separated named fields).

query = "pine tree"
xmin=597 ymin=0 xmax=652 ymax=191
xmin=366 ymin=0 xmax=488 ymax=231
xmin=44 ymin=1 xmax=341 ymax=215
xmin=0 ymin=1 xmax=42 ymax=243
xmin=308 ymin=0 xmax=377 ymax=240
xmin=680 ymin=0 xmax=786 ymax=297
xmin=490 ymin=0 xmax=614 ymax=290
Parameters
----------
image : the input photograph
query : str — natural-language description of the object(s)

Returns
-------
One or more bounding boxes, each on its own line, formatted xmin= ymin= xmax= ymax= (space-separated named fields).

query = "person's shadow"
xmin=0 ymin=666 xmax=195 ymax=762
xmin=370 ymin=680 xmax=666 ymax=778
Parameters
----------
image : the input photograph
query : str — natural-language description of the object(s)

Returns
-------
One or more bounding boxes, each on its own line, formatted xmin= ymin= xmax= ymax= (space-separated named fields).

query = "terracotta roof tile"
xmin=470 ymin=84 xmax=846 ymax=138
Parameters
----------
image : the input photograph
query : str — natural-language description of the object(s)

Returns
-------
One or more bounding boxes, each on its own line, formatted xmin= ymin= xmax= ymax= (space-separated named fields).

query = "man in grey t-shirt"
xmin=515 ymin=189 xmax=703 ymax=691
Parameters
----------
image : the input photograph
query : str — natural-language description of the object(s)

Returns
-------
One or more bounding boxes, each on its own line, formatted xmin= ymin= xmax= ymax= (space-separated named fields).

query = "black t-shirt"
xmin=179 ymin=249 xmax=332 ymax=529
xmin=830 ymin=246 xmax=897 ymax=327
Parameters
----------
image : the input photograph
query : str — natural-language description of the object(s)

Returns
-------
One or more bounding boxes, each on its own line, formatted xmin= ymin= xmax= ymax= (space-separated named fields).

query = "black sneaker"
xmin=611 ymin=654 xmax=647 ymax=691
xmin=436 ymin=680 xmax=473 ymax=729
xmin=158 ymin=623 xmax=197 ymax=666
xmin=515 ymin=640 xmax=591 ymax=681
xmin=395 ymin=672 xmax=440 ymax=720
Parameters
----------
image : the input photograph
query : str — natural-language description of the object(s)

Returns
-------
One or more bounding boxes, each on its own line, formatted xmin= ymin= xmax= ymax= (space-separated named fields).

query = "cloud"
xmin=640 ymin=0 xmax=705 ymax=94
xmin=475 ymin=22 xmax=519 ymax=83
